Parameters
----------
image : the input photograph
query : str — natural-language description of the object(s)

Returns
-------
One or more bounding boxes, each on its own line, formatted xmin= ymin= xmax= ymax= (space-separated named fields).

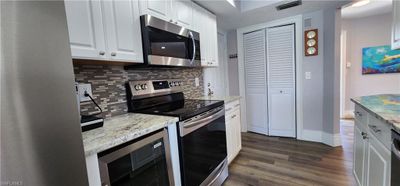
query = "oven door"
xmin=392 ymin=130 xmax=400 ymax=185
xmin=98 ymin=129 xmax=174 ymax=186
xmin=178 ymin=106 xmax=228 ymax=186
xmin=140 ymin=14 xmax=201 ymax=67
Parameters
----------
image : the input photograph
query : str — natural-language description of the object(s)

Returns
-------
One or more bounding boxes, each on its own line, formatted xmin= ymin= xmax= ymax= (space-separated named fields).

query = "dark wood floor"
xmin=223 ymin=120 xmax=356 ymax=186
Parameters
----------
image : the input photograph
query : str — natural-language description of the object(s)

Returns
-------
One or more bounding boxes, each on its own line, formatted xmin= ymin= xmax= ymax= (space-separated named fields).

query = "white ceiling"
xmin=341 ymin=0 xmax=392 ymax=19
xmin=195 ymin=0 xmax=351 ymax=30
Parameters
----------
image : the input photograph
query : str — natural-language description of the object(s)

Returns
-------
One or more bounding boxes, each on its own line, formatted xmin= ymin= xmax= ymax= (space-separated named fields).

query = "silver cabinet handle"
xmin=225 ymin=108 xmax=232 ymax=112
xmin=361 ymin=132 xmax=368 ymax=139
xmin=111 ymin=52 xmax=116 ymax=56
xmin=369 ymin=125 xmax=381 ymax=133
xmin=231 ymin=114 xmax=236 ymax=119
xmin=99 ymin=51 xmax=105 ymax=55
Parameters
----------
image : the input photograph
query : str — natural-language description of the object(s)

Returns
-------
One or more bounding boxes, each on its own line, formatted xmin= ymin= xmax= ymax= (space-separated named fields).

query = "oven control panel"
xmin=128 ymin=79 xmax=184 ymax=97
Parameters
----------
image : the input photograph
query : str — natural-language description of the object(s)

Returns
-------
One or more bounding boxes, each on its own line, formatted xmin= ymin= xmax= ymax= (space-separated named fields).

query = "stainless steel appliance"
xmin=137 ymin=15 xmax=201 ymax=67
xmin=2 ymin=1 xmax=88 ymax=185
xmin=392 ymin=130 xmax=400 ymax=185
xmin=127 ymin=80 xmax=228 ymax=186
xmin=98 ymin=129 xmax=175 ymax=186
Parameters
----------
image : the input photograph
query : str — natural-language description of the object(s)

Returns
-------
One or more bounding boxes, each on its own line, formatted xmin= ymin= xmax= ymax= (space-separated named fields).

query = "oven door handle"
xmin=206 ymin=160 xmax=227 ymax=186
xmin=392 ymin=140 xmax=400 ymax=158
xmin=188 ymin=31 xmax=196 ymax=65
xmin=180 ymin=106 xmax=224 ymax=136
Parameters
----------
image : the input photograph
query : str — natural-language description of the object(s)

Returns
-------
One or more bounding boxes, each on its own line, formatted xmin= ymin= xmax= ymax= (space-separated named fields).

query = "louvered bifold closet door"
xmin=243 ymin=29 xmax=268 ymax=135
xmin=267 ymin=24 xmax=296 ymax=138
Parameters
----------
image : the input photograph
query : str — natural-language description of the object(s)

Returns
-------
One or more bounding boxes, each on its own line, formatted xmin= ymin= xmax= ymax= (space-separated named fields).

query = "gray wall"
xmin=226 ymin=30 xmax=240 ymax=96
xmin=302 ymin=10 xmax=324 ymax=132
xmin=322 ymin=8 xmax=341 ymax=134
xmin=342 ymin=13 xmax=400 ymax=115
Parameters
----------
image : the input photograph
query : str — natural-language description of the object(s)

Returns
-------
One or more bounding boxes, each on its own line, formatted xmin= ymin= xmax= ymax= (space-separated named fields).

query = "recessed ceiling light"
xmin=352 ymin=0 xmax=370 ymax=7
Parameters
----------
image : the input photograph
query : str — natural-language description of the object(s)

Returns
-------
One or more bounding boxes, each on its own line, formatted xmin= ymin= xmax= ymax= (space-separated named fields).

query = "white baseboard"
xmin=300 ymin=129 xmax=342 ymax=147
xmin=343 ymin=110 xmax=354 ymax=119
xmin=322 ymin=132 xmax=342 ymax=147
xmin=301 ymin=129 xmax=322 ymax=143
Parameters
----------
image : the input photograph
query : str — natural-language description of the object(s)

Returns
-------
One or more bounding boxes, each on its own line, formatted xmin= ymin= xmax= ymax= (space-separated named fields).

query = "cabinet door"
xmin=232 ymin=109 xmax=242 ymax=156
xmin=353 ymin=123 xmax=367 ymax=186
xmin=207 ymin=12 xmax=219 ymax=66
xmin=139 ymin=0 xmax=172 ymax=22
xmin=172 ymin=0 xmax=192 ymax=29
xmin=366 ymin=135 xmax=391 ymax=186
xmin=102 ymin=0 xmax=143 ymax=63
xmin=64 ymin=0 xmax=107 ymax=59
xmin=392 ymin=0 xmax=400 ymax=49
xmin=225 ymin=115 xmax=233 ymax=163
xmin=192 ymin=3 xmax=209 ymax=66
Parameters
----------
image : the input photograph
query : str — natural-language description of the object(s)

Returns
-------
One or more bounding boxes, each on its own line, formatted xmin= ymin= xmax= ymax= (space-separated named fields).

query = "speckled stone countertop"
xmin=82 ymin=113 xmax=179 ymax=156
xmin=191 ymin=96 xmax=241 ymax=104
xmin=351 ymin=94 xmax=400 ymax=132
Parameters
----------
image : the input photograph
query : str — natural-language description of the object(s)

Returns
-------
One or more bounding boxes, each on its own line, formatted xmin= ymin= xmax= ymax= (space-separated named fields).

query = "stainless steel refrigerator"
xmin=1 ymin=1 xmax=89 ymax=185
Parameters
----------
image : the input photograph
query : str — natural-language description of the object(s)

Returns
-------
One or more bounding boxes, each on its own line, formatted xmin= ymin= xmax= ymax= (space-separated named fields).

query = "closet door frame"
xmin=237 ymin=15 xmax=303 ymax=139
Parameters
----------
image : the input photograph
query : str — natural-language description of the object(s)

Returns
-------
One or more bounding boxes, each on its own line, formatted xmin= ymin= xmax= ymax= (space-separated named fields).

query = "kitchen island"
xmin=351 ymin=94 xmax=400 ymax=133
xmin=351 ymin=94 xmax=399 ymax=186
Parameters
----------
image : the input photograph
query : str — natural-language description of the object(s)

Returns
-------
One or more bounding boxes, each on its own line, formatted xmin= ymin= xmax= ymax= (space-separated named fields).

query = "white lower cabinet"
xmin=353 ymin=106 xmax=391 ymax=186
xmin=366 ymin=134 xmax=391 ymax=186
xmin=225 ymin=100 xmax=242 ymax=164
xmin=353 ymin=122 xmax=368 ymax=186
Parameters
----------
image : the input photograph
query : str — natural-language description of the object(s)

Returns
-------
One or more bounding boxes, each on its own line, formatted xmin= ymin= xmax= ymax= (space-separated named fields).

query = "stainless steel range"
xmin=127 ymin=79 xmax=228 ymax=186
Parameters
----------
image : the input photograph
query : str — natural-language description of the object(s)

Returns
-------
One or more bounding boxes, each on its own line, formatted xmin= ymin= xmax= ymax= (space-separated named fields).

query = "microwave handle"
xmin=188 ymin=31 xmax=196 ymax=64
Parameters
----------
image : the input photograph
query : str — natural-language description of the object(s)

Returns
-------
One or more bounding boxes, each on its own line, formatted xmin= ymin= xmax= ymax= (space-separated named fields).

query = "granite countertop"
xmin=82 ymin=113 xmax=179 ymax=156
xmin=351 ymin=94 xmax=400 ymax=132
xmin=191 ymin=95 xmax=241 ymax=104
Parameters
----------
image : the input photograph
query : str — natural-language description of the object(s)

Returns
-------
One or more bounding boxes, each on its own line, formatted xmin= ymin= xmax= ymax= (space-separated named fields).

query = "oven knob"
xmin=169 ymin=82 xmax=173 ymax=87
xmin=141 ymin=84 xmax=148 ymax=90
xmin=178 ymin=81 xmax=182 ymax=86
xmin=134 ymin=85 xmax=141 ymax=90
xmin=174 ymin=81 xmax=178 ymax=86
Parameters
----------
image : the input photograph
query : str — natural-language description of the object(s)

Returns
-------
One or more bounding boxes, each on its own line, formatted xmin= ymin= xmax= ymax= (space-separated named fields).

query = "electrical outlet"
xmin=78 ymin=83 xmax=92 ymax=102
xmin=195 ymin=78 xmax=200 ymax=87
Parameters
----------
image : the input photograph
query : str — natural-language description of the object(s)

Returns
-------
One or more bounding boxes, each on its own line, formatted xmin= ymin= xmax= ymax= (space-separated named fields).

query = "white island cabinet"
xmin=352 ymin=105 xmax=391 ymax=186
xmin=65 ymin=0 xmax=143 ymax=63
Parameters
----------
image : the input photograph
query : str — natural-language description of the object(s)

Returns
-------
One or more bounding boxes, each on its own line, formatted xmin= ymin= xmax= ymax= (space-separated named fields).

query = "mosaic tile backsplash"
xmin=74 ymin=65 xmax=204 ymax=118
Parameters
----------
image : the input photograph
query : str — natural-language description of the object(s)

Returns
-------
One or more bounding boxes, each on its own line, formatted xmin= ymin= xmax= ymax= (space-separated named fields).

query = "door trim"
xmin=237 ymin=15 xmax=304 ymax=139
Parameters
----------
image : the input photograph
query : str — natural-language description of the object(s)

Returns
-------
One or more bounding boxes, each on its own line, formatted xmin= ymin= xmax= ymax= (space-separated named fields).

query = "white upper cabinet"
xmin=64 ymin=0 xmax=107 ymax=59
xmin=192 ymin=3 xmax=218 ymax=67
xmin=65 ymin=0 xmax=143 ymax=63
xmin=102 ymin=0 xmax=143 ymax=62
xmin=139 ymin=0 xmax=172 ymax=22
xmin=207 ymin=12 xmax=219 ymax=67
xmin=392 ymin=0 xmax=400 ymax=49
xmin=139 ymin=0 xmax=193 ymax=29
xmin=172 ymin=0 xmax=193 ymax=29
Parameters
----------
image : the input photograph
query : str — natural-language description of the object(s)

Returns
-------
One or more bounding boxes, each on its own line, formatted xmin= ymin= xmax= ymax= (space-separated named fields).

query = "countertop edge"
xmin=351 ymin=98 xmax=400 ymax=132
xmin=83 ymin=117 xmax=179 ymax=157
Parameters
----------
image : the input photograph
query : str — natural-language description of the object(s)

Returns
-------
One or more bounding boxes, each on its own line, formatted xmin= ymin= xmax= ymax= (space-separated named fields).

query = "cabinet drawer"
xmin=226 ymin=109 xmax=240 ymax=122
xmin=368 ymin=114 xmax=391 ymax=150
xmin=354 ymin=105 xmax=369 ymax=126
xmin=225 ymin=100 xmax=240 ymax=114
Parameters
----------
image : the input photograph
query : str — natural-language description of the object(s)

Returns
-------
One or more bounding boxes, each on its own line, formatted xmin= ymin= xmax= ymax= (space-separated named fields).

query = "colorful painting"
xmin=362 ymin=45 xmax=400 ymax=74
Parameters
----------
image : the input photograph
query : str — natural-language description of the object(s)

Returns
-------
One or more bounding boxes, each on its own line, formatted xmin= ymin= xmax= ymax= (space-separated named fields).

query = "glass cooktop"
xmin=135 ymin=99 xmax=224 ymax=121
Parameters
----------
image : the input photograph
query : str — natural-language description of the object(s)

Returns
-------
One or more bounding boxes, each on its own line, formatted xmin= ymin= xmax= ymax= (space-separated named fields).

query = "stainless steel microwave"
xmin=140 ymin=14 xmax=201 ymax=67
